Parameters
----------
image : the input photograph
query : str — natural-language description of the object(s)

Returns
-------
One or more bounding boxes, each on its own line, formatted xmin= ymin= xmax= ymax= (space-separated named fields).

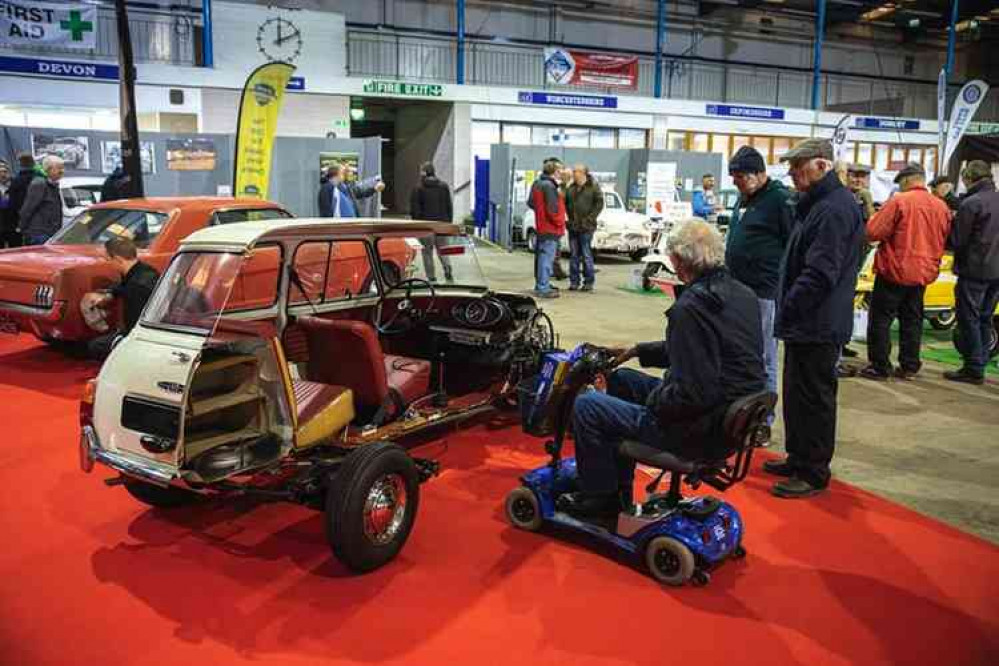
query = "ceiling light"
xmin=350 ymin=107 xmax=365 ymax=121
xmin=956 ymin=19 xmax=980 ymax=32
xmin=861 ymin=4 xmax=897 ymax=22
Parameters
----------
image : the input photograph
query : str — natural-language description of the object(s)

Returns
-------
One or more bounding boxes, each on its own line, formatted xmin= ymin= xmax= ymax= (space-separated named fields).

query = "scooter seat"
xmin=619 ymin=440 xmax=697 ymax=473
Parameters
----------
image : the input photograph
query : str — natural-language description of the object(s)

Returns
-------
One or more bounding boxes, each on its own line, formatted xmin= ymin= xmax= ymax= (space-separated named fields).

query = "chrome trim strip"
xmin=0 ymin=299 xmax=64 ymax=321
xmin=82 ymin=426 xmax=177 ymax=487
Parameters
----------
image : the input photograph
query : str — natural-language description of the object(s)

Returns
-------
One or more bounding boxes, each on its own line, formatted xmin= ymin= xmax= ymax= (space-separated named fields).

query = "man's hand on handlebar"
xmin=605 ymin=346 xmax=637 ymax=368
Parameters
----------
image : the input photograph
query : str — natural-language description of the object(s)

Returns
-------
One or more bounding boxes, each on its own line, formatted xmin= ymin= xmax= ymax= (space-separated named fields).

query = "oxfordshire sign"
xmin=363 ymin=80 xmax=443 ymax=97
xmin=0 ymin=54 xmax=118 ymax=80
xmin=518 ymin=91 xmax=618 ymax=109
xmin=706 ymin=104 xmax=785 ymax=120
xmin=1 ymin=1 xmax=97 ymax=50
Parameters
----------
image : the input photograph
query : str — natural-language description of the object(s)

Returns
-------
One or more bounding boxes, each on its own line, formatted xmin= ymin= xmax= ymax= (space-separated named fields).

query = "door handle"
xmin=170 ymin=351 xmax=191 ymax=363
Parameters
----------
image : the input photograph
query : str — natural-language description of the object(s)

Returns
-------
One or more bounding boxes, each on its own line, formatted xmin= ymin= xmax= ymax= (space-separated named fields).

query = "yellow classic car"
xmin=855 ymin=249 xmax=999 ymax=358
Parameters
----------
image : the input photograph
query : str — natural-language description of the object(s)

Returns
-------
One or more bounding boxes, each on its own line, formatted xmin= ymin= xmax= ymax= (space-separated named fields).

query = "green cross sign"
xmin=60 ymin=10 xmax=94 ymax=42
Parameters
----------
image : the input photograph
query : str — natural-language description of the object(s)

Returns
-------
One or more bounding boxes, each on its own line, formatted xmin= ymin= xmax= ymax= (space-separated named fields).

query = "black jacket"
xmin=565 ymin=177 xmax=603 ymax=233
xmin=113 ymin=261 xmax=160 ymax=333
xmin=776 ymin=170 xmax=865 ymax=346
xmin=19 ymin=177 xmax=62 ymax=239
xmin=100 ymin=168 xmax=131 ymax=202
xmin=410 ymin=176 xmax=453 ymax=222
xmin=634 ymin=268 xmax=766 ymax=461
xmin=6 ymin=169 xmax=36 ymax=232
xmin=949 ymin=179 xmax=999 ymax=282
xmin=724 ymin=178 xmax=794 ymax=299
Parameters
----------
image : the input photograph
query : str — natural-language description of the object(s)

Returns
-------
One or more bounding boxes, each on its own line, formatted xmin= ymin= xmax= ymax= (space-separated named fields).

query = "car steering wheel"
xmin=373 ymin=278 xmax=436 ymax=335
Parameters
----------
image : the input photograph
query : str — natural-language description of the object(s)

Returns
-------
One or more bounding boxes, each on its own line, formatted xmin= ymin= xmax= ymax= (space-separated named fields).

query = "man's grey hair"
xmin=42 ymin=154 xmax=64 ymax=172
xmin=666 ymin=219 xmax=726 ymax=276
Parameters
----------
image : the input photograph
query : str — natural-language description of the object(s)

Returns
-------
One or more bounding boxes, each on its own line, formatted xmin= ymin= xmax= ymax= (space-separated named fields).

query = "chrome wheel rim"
xmin=511 ymin=496 xmax=536 ymax=524
xmin=363 ymin=474 xmax=408 ymax=546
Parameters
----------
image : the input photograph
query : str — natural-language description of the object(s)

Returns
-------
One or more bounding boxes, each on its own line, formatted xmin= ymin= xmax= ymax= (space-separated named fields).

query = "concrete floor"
xmin=476 ymin=245 xmax=999 ymax=544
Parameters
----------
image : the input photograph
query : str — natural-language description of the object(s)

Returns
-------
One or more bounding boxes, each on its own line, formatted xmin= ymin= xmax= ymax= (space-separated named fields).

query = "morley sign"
xmin=1 ymin=1 xmax=97 ymax=50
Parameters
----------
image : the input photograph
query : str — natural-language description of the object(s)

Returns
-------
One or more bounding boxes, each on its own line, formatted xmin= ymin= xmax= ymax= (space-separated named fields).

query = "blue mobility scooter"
xmin=505 ymin=345 xmax=775 ymax=586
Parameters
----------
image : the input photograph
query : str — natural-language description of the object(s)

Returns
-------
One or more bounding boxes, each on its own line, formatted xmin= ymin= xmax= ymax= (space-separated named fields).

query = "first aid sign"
xmin=1 ymin=1 xmax=97 ymax=50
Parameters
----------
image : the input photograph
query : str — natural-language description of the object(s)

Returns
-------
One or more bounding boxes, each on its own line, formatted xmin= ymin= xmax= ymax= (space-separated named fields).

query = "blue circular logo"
xmin=963 ymin=84 xmax=982 ymax=104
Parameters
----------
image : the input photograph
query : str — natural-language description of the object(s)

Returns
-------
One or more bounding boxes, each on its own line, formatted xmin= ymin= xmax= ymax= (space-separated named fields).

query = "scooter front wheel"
xmin=645 ymin=536 xmax=696 ymax=586
xmin=505 ymin=487 xmax=543 ymax=532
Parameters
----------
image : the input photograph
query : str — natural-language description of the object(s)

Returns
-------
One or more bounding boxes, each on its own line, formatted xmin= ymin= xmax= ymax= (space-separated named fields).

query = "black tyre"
xmin=325 ymin=441 xmax=420 ymax=573
xmin=526 ymin=229 xmax=537 ymax=253
xmin=645 ymin=536 xmax=696 ymax=586
xmin=505 ymin=487 xmax=543 ymax=531
xmin=641 ymin=263 xmax=661 ymax=291
xmin=952 ymin=319 xmax=999 ymax=360
xmin=123 ymin=479 xmax=198 ymax=509
xmin=630 ymin=249 xmax=648 ymax=262
xmin=928 ymin=310 xmax=957 ymax=330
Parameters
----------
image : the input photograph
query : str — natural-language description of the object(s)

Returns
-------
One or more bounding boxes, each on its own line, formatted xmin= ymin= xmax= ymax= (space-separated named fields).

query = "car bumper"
xmin=592 ymin=232 xmax=651 ymax=253
xmin=80 ymin=425 xmax=178 ymax=487
xmin=0 ymin=300 xmax=67 ymax=335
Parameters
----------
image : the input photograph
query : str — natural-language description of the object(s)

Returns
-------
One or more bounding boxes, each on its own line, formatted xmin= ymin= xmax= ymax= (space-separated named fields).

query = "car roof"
xmin=61 ymin=177 xmax=104 ymax=188
xmin=180 ymin=218 xmax=463 ymax=251
xmin=88 ymin=197 xmax=286 ymax=215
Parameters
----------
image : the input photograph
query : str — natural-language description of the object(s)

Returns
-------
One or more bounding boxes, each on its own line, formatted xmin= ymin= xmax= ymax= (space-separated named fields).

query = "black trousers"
xmin=782 ymin=342 xmax=839 ymax=488
xmin=867 ymin=276 xmax=925 ymax=374
xmin=0 ymin=224 xmax=21 ymax=249
xmin=954 ymin=277 xmax=999 ymax=376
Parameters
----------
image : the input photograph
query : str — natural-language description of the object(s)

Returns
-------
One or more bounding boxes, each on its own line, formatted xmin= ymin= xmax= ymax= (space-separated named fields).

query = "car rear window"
xmin=213 ymin=208 xmax=293 ymax=225
xmin=50 ymin=208 xmax=169 ymax=248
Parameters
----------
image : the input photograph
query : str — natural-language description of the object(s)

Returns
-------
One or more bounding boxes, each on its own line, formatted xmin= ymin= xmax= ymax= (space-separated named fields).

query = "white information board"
xmin=646 ymin=162 xmax=678 ymax=218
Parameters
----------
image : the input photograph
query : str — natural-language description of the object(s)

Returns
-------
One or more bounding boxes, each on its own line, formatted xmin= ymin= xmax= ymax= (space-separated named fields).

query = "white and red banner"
xmin=544 ymin=47 xmax=638 ymax=90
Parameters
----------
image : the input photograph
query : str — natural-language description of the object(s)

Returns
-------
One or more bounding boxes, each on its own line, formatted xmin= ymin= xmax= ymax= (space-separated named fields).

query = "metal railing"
xmin=347 ymin=29 xmax=998 ymax=123
xmin=0 ymin=7 xmax=201 ymax=66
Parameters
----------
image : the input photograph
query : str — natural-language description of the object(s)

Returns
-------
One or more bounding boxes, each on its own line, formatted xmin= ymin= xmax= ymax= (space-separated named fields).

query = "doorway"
xmin=349 ymin=98 xmax=454 ymax=217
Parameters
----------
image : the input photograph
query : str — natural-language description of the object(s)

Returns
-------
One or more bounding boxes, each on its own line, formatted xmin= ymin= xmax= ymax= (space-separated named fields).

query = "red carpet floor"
xmin=1 ymin=335 xmax=997 ymax=666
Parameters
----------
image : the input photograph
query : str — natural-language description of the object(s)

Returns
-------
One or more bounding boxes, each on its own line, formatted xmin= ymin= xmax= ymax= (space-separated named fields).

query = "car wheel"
xmin=526 ymin=229 xmax=537 ymax=253
xmin=951 ymin=319 xmax=999 ymax=359
xmin=505 ymin=486 xmax=543 ymax=531
xmin=645 ymin=536 xmax=695 ymax=586
xmin=325 ymin=441 xmax=420 ymax=573
xmin=123 ymin=479 xmax=198 ymax=509
xmin=641 ymin=263 xmax=661 ymax=291
xmin=928 ymin=310 xmax=957 ymax=330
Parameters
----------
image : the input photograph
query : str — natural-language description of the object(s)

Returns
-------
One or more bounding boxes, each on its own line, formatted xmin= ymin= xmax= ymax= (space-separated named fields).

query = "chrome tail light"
xmin=33 ymin=284 xmax=54 ymax=308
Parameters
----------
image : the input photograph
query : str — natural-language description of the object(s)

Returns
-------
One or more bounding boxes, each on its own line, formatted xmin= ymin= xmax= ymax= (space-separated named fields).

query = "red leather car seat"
xmin=296 ymin=316 xmax=430 ymax=420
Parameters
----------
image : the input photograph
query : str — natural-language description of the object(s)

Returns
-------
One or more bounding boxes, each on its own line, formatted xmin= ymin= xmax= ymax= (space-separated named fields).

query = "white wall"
xmin=200 ymin=88 xmax=350 ymax=137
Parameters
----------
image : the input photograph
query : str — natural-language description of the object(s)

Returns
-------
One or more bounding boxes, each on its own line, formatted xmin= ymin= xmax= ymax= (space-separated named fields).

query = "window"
xmin=562 ymin=127 xmax=590 ymax=147
xmin=288 ymin=240 xmax=378 ymax=305
xmin=710 ymin=134 xmax=730 ymax=155
xmin=925 ymin=147 xmax=938 ymax=175
xmin=213 ymin=208 xmax=292 ymax=225
xmin=618 ymin=128 xmax=647 ymax=149
xmin=691 ymin=133 xmax=710 ymax=152
xmin=591 ymin=128 xmax=615 ymax=148
xmin=890 ymin=147 xmax=907 ymax=170
xmin=531 ymin=125 xmax=560 ymax=146
xmin=604 ymin=192 xmax=623 ymax=210
xmin=772 ymin=137 xmax=794 ymax=163
xmin=376 ymin=235 xmax=487 ymax=289
xmin=51 ymin=208 xmax=169 ymax=248
xmin=502 ymin=124 xmax=531 ymax=145
xmin=875 ymin=144 xmax=890 ymax=170
xmin=290 ymin=241 xmax=331 ymax=305
xmin=666 ymin=132 xmax=686 ymax=151
xmin=472 ymin=121 xmax=500 ymax=145
xmin=61 ymin=186 xmax=100 ymax=208
xmin=731 ymin=135 xmax=751 ymax=157
xmin=857 ymin=143 xmax=873 ymax=169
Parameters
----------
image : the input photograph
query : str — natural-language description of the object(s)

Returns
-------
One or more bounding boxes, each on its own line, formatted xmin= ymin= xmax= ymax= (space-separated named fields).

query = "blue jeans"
xmin=572 ymin=368 xmax=665 ymax=495
xmin=758 ymin=297 xmax=778 ymax=425
xmin=568 ymin=231 xmax=595 ymax=288
xmin=534 ymin=236 xmax=558 ymax=293
xmin=954 ymin=277 xmax=999 ymax=376
xmin=23 ymin=233 xmax=50 ymax=246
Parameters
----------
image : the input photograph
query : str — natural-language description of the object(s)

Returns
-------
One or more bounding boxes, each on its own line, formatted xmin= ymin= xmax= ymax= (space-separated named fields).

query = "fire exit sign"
xmin=362 ymin=80 xmax=444 ymax=97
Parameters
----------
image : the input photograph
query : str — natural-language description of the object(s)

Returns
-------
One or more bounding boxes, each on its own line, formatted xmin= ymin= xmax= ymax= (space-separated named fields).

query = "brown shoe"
xmin=771 ymin=476 xmax=827 ymax=499
xmin=857 ymin=365 xmax=892 ymax=381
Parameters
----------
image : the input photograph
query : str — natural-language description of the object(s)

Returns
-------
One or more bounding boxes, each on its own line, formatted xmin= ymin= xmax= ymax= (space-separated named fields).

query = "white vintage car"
xmin=79 ymin=218 xmax=554 ymax=573
xmin=522 ymin=191 xmax=658 ymax=260
xmin=60 ymin=176 xmax=104 ymax=226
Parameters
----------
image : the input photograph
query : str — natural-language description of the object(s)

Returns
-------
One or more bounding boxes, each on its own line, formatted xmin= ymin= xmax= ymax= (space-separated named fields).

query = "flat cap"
xmin=847 ymin=164 xmax=872 ymax=174
xmin=893 ymin=162 xmax=925 ymax=183
xmin=962 ymin=159 xmax=992 ymax=183
xmin=780 ymin=138 xmax=833 ymax=163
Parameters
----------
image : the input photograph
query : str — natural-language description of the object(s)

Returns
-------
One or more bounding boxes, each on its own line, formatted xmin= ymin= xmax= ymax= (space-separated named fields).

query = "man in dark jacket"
xmin=945 ymin=160 xmax=999 ymax=384
xmin=724 ymin=146 xmax=793 ymax=442
xmin=565 ymin=164 xmax=603 ymax=292
xmin=562 ymin=220 xmax=765 ymax=517
xmin=527 ymin=158 xmax=567 ymax=298
xmin=19 ymin=155 xmax=64 ymax=245
xmin=344 ymin=163 xmax=385 ymax=217
xmin=0 ymin=161 xmax=13 ymax=249
xmin=929 ymin=176 xmax=960 ymax=212
xmin=767 ymin=139 xmax=864 ymax=499
xmin=99 ymin=166 xmax=132 ymax=203
xmin=5 ymin=153 xmax=37 ymax=247
xmin=410 ymin=162 xmax=454 ymax=282
xmin=87 ymin=236 xmax=160 ymax=359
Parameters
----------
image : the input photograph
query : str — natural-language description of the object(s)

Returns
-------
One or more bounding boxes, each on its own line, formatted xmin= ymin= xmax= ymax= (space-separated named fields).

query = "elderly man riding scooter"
xmin=559 ymin=220 xmax=767 ymax=518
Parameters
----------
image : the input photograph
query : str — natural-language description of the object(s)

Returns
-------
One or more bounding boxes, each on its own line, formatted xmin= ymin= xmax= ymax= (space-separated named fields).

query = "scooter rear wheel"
xmin=505 ymin=487 xmax=543 ymax=532
xmin=645 ymin=536 xmax=696 ymax=586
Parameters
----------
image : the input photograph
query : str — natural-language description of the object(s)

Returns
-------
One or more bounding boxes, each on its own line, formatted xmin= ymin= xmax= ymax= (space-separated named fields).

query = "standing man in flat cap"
xmin=724 ymin=146 xmax=793 ymax=445
xmin=859 ymin=163 xmax=951 ymax=381
xmin=767 ymin=139 xmax=865 ymax=499
xmin=847 ymin=164 xmax=876 ymax=222
xmin=946 ymin=160 xmax=999 ymax=385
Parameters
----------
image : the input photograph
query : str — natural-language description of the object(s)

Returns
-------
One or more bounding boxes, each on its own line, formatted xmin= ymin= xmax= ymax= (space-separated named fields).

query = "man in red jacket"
xmin=859 ymin=163 xmax=952 ymax=380
xmin=527 ymin=158 xmax=567 ymax=298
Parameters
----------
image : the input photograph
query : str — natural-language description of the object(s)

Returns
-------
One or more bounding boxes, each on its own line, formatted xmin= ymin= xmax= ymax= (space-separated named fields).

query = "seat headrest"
xmin=723 ymin=390 xmax=777 ymax=446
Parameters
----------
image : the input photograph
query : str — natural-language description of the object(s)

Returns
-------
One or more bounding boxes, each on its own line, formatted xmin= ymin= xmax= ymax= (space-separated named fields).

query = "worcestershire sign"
xmin=517 ymin=91 xmax=618 ymax=109
xmin=363 ymin=80 xmax=444 ymax=97
xmin=1 ymin=1 xmax=97 ymax=50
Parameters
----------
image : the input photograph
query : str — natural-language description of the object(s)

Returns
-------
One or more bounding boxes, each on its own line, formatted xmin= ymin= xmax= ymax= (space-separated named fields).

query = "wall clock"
xmin=256 ymin=17 xmax=303 ymax=63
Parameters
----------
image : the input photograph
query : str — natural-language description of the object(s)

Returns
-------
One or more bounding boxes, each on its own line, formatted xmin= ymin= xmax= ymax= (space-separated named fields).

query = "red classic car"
xmin=0 ymin=198 xmax=292 ymax=343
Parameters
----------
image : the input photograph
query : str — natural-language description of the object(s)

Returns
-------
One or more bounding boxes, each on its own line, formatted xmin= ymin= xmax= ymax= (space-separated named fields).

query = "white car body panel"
xmin=522 ymin=191 xmax=657 ymax=254
xmin=60 ymin=177 xmax=104 ymax=226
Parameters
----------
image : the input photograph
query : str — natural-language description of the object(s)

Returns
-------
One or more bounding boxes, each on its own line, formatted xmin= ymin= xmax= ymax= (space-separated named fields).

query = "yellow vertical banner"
xmin=233 ymin=62 xmax=296 ymax=199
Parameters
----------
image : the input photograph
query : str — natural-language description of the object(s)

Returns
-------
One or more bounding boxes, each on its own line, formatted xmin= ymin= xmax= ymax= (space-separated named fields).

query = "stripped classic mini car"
xmin=0 ymin=198 xmax=291 ymax=341
xmin=80 ymin=219 xmax=553 ymax=572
